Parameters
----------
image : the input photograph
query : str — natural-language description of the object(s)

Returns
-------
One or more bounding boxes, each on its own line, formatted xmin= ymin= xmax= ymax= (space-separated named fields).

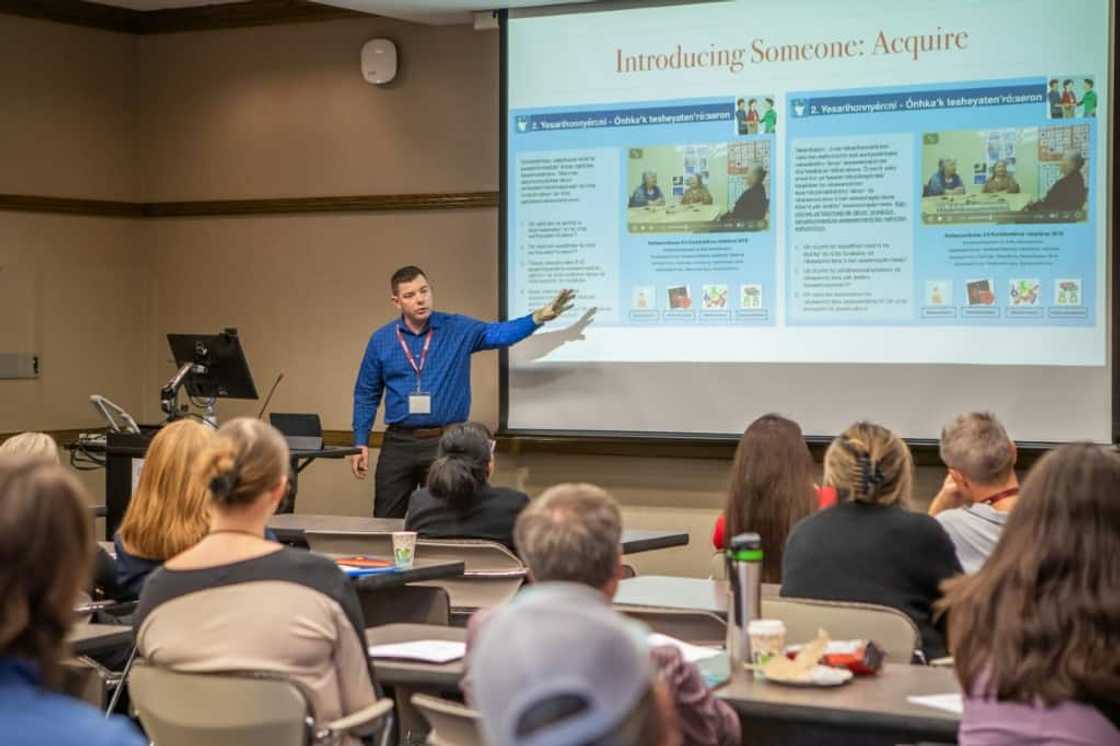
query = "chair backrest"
xmin=761 ymin=597 xmax=922 ymax=664
xmin=305 ymin=532 xmax=527 ymax=614
xmin=305 ymin=530 xmax=394 ymax=556
xmin=411 ymin=539 xmax=527 ymax=613
xmin=360 ymin=585 xmax=451 ymax=627
xmin=129 ymin=660 xmax=312 ymax=746
xmin=412 ymin=693 xmax=482 ymax=746
xmin=617 ymin=607 xmax=727 ymax=647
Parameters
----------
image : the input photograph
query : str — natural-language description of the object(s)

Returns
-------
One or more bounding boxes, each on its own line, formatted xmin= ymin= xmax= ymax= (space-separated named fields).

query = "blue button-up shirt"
xmin=352 ymin=311 xmax=539 ymax=445
xmin=1 ymin=657 xmax=146 ymax=746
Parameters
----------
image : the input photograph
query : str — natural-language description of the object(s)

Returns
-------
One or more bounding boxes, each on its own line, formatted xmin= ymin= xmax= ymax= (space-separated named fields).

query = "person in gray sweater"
xmin=928 ymin=412 xmax=1018 ymax=573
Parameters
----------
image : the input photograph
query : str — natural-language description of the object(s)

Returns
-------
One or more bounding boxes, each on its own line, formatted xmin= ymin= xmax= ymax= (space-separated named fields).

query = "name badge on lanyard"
xmin=397 ymin=327 xmax=433 ymax=415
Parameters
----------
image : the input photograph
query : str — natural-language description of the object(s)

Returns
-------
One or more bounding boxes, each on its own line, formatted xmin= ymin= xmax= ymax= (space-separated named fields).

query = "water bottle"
xmin=725 ymin=532 xmax=763 ymax=670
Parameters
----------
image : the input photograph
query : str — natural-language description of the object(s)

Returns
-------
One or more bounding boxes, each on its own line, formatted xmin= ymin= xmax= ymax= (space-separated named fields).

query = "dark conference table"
xmin=268 ymin=514 xmax=690 ymax=555
xmin=718 ymin=663 xmax=961 ymax=744
xmin=364 ymin=625 xmax=961 ymax=745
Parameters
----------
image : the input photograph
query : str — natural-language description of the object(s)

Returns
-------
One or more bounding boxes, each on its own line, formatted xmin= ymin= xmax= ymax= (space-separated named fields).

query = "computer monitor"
xmin=166 ymin=329 xmax=258 ymax=401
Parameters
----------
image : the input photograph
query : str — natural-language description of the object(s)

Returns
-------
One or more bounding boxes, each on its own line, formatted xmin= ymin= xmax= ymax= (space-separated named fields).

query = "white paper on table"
xmin=367 ymin=640 xmax=466 ymax=663
xmin=647 ymin=633 xmax=722 ymax=663
xmin=907 ymin=693 xmax=964 ymax=715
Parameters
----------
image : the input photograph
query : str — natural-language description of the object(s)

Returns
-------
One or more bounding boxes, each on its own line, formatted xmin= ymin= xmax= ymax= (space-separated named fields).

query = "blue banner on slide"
xmin=790 ymin=84 xmax=1045 ymax=119
xmin=514 ymin=103 xmax=734 ymax=134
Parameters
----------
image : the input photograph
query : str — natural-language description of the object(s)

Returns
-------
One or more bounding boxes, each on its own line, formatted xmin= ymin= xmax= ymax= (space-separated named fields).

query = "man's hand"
xmin=928 ymin=472 xmax=965 ymax=516
xmin=351 ymin=446 xmax=369 ymax=480
xmin=532 ymin=289 xmax=576 ymax=324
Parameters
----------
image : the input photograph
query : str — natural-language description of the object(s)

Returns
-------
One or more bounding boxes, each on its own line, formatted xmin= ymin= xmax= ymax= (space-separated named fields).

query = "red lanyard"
xmin=396 ymin=327 xmax=433 ymax=387
xmin=980 ymin=487 xmax=1018 ymax=506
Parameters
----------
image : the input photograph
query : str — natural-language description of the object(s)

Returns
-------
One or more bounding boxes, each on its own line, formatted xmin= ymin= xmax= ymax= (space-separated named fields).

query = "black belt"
xmin=386 ymin=423 xmax=456 ymax=439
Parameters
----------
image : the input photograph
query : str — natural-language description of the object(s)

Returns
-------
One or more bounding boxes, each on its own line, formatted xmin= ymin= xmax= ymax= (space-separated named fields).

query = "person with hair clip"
xmin=134 ymin=418 xmax=379 ymax=743
xmin=113 ymin=419 xmax=214 ymax=600
xmin=710 ymin=414 xmax=833 ymax=583
xmin=939 ymin=443 xmax=1120 ymax=744
xmin=404 ymin=422 xmax=529 ymax=551
xmin=781 ymin=421 xmax=962 ymax=661
xmin=0 ymin=457 xmax=145 ymax=746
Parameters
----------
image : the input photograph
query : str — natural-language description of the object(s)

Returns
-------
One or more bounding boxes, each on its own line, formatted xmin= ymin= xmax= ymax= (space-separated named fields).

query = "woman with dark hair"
xmin=405 ymin=422 xmax=530 ymax=551
xmin=939 ymin=443 xmax=1120 ymax=744
xmin=0 ymin=457 xmax=145 ymax=746
xmin=711 ymin=414 xmax=826 ymax=583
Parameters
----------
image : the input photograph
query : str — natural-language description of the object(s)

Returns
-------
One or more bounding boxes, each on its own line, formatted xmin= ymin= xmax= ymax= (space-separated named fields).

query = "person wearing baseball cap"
xmin=466 ymin=483 xmax=740 ymax=746
xmin=472 ymin=582 xmax=679 ymax=746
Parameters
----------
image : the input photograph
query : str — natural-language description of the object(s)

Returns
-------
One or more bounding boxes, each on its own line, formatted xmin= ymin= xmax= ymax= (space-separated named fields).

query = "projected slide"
xmin=505 ymin=0 xmax=1109 ymax=369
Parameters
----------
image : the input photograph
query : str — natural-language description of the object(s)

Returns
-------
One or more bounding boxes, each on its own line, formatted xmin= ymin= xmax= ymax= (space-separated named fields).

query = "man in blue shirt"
xmin=352 ymin=266 xmax=574 ymax=517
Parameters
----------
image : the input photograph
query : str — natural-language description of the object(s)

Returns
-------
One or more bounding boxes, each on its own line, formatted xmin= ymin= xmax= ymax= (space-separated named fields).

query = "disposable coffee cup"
xmin=392 ymin=531 xmax=417 ymax=569
xmin=747 ymin=619 xmax=786 ymax=674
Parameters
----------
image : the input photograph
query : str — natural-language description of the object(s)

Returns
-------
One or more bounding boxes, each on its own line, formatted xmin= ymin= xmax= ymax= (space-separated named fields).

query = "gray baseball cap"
xmin=471 ymin=583 xmax=654 ymax=746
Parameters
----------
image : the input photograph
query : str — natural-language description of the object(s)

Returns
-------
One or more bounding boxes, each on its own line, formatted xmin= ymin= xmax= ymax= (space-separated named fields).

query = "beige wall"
xmin=136 ymin=18 xmax=498 ymax=199
xmin=0 ymin=16 xmax=139 ymax=200
xmin=0 ymin=16 xmax=145 ymax=514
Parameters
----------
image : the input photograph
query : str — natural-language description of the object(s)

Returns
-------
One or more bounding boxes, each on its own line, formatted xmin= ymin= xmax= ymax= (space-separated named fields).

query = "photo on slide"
xmin=626 ymin=142 xmax=771 ymax=234
xmin=966 ymin=278 xmax=996 ymax=306
xmin=734 ymin=95 xmax=777 ymax=135
xmin=1046 ymin=76 xmax=1097 ymax=120
xmin=920 ymin=124 xmax=1089 ymax=225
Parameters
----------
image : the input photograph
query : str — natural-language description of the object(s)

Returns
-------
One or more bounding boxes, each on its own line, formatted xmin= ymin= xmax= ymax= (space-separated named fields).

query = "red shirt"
xmin=711 ymin=486 xmax=837 ymax=550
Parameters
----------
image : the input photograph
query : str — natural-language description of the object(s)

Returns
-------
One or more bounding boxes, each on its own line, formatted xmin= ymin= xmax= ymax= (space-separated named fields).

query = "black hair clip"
xmin=209 ymin=467 xmax=240 ymax=498
xmin=859 ymin=454 xmax=884 ymax=494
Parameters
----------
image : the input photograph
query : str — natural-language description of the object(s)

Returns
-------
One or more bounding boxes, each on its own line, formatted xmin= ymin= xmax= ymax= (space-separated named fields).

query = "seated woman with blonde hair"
xmin=781 ymin=421 xmax=962 ymax=661
xmin=113 ymin=419 xmax=214 ymax=599
xmin=0 ymin=432 xmax=60 ymax=461
xmin=1 ymin=431 xmax=122 ymax=600
xmin=135 ymin=418 xmax=379 ymax=743
xmin=939 ymin=443 xmax=1120 ymax=744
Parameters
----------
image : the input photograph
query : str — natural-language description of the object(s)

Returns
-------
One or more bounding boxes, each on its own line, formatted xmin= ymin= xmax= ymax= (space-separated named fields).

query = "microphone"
xmin=257 ymin=372 xmax=285 ymax=420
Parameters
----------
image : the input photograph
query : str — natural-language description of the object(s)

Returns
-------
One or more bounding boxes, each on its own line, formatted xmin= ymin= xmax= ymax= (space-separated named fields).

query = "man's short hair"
xmin=1084 ymin=78 xmax=1094 ymax=87
xmin=514 ymin=483 xmax=621 ymax=590
xmin=939 ymin=412 xmax=1014 ymax=485
xmin=390 ymin=265 xmax=427 ymax=295
xmin=1049 ymin=78 xmax=1058 ymax=87
xmin=1065 ymin=150 xmax=1085 ymax=170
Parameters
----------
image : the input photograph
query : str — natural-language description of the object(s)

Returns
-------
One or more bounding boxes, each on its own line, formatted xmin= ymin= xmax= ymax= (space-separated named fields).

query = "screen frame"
xmin=497 ymin=2 xmax=1118 ymax=449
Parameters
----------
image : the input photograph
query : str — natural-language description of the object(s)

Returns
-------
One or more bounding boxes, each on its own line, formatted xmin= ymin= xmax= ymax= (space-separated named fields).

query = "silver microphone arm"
xmin=160 ymin=362 xmax=207 ymax=419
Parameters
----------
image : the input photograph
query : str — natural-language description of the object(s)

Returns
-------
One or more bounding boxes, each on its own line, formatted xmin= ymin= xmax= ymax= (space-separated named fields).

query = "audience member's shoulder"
xmin=12 ymin=693 xmax=145 ymax=746
xmin=408 ymin=487 xmax=437 ymax=508
xmin=933 ymin=506 xmax=969 ymax=531
xmin=489 ymin=485 xmax=531 ymax=507
xmin=787 ymin=504 xmax=835 ymax=537
xmin=274 ymin=544 xmax=348 ymax=579
xmin=897 ymin=508 xmax=957 ymax=548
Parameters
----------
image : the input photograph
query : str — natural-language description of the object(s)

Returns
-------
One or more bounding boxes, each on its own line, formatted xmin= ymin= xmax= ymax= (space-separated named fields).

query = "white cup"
xmin=392 ymin=531 xmax=417 ymax=569
xmin=748 ymin=619 xmax=787 ymax=674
